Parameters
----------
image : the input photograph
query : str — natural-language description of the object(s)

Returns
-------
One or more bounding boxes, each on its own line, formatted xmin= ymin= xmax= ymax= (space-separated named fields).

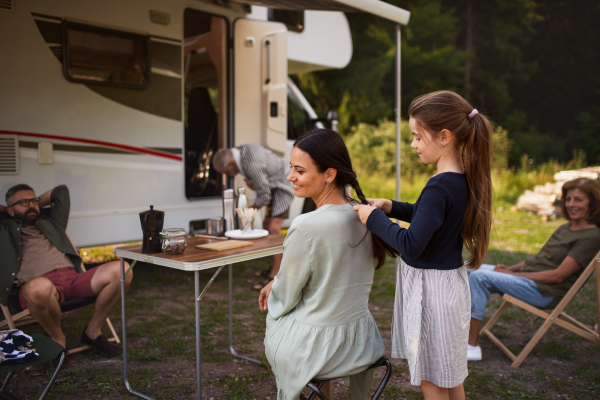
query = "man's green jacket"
xmin=0 ymin=185 xmax=83 ymax=306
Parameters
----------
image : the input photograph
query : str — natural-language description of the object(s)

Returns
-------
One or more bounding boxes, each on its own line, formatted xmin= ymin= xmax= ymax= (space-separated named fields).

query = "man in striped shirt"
xmin=214 ymin=144 xmax=294 ymax=288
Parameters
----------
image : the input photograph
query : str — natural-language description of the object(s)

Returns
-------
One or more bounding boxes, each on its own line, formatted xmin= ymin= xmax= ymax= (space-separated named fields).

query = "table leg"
xmin=195 ymin=271 xmax=202 ymax=400
xmin=120 ymin=258 xmax=154 ymax=400
xmin=228 ymin=264 xmax=262 ymax=364
xmin=190 ymin=266 xmax=225 ymax=399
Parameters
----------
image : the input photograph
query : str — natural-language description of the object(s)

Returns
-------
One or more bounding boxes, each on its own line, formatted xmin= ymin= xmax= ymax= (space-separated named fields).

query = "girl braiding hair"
xmin=294 ymin=129 xmax=399 ymax=269
xmin=354 ymin=90 xmax=492 ymax=399
xmin=408 ymin=90 xmax=493 ymax=269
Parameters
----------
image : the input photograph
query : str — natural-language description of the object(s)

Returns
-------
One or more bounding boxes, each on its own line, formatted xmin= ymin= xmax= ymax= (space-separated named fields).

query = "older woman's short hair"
xmin=561 ymin=178 xmax=600 ymax=225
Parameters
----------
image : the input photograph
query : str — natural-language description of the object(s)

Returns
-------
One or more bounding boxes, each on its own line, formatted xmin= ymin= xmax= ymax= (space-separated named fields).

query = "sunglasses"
xmin=9 ymin=197 xmax=41 ymax=207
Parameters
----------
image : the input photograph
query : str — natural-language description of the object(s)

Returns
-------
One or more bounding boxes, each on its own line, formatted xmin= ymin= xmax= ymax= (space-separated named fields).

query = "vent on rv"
xmin=0 ymin=0 xmax=14 ymax=13
xmin=0 ymin=135 xmax=19 ymax=175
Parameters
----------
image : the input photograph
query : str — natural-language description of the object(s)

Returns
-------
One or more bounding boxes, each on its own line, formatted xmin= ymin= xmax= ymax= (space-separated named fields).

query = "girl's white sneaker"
xmin=467 ymin=344 xmax=482 ymax=361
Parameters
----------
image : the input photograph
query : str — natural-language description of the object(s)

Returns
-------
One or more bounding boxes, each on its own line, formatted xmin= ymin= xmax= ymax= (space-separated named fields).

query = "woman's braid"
xmin=351 ymin=178 xmax=368 ymax=205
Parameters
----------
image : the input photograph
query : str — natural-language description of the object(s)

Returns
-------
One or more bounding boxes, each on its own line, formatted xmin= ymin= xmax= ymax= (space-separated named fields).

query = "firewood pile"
xmin=516 ymin=167 xmax=600 ymax=219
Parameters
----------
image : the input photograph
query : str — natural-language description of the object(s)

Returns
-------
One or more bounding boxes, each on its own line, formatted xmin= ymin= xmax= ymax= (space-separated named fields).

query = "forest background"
xmin=293 ymin=0 xmax=599 ymax=203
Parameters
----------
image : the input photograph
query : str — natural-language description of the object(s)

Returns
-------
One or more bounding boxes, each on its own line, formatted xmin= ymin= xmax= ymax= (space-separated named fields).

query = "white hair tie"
xmin=468 ymin=109 xmax=479 ymax=119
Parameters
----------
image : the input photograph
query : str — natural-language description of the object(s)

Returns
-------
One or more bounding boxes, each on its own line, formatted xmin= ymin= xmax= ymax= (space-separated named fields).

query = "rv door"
xmin=234 ymin=19 xmax=287 ymax=154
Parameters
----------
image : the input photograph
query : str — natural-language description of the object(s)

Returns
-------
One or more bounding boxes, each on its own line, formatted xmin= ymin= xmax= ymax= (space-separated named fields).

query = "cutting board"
xmin=195 ymin=240 xmax=254 ymax=252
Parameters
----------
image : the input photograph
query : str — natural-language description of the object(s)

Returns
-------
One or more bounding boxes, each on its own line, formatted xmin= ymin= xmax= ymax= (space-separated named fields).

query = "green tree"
xmin=446 ymin=0 xmax=600 ymax=165
xmin=511 ymin=0 xmax=600 ymax=164
xmin=295 ymin=0 xmax=599 ymax=167
xmin=574 ymin=107 xmax=600 ymax=164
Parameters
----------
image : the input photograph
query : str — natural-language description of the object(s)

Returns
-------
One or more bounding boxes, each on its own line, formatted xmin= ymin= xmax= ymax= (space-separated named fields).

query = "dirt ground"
xmin=2 ymin=258 xmax=599 ymax=399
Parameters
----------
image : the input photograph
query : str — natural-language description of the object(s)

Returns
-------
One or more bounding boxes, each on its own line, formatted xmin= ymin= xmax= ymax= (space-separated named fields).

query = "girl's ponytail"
xmin=461 ymin=112 xmax=493 ymax=269
xmin=408 ymin=91 xmax=493 ymax=270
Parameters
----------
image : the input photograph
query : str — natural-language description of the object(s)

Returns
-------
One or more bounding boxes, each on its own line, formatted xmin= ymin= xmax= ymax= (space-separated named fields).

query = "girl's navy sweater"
xmin=366 ymin=172 xmax=468 ymax=270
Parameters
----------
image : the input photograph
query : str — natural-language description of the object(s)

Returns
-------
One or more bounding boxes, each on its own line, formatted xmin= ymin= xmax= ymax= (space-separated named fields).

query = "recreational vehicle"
xmin=0 ymin=0 xmax=409 ymax=247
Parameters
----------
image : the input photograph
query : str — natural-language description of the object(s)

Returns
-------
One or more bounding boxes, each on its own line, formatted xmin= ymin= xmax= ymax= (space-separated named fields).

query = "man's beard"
xmin=15 ymin=208 xmax=40 ymax=225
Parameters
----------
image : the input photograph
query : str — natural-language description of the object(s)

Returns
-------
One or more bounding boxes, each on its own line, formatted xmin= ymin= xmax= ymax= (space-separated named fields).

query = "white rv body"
xmin=0 ymin=0 xmax=352 ymax=246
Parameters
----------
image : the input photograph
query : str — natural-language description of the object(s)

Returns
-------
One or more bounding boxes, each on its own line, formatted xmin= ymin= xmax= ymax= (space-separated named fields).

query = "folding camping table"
xmin=114 ymin=235 xmax=285 ymax=400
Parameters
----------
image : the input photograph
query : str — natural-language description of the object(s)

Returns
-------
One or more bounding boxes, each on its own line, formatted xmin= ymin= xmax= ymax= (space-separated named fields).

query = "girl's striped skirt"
xmin=391 ymin=259 xmax=471 ymax=388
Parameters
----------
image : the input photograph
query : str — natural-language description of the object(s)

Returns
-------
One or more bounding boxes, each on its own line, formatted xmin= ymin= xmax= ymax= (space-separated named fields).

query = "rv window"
xmin=287 ymin=89 xmax=310 ymax=140
xmin=183 ymin=9 xmax=227 ymax=200
xmin=62 ymin=22 xmax=149 ymax=88
xmin=268 ymin=9 xmax=304 ymax=33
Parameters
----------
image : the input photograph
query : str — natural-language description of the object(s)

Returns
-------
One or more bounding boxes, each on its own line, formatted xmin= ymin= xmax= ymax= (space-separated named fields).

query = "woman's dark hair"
xmin=561 ymin=178 xmax=600 ymax=226
xmin=408 ymin=90 xmax=493 ymax=270
xmin=294 ymin=128 xmax=399 ymax=269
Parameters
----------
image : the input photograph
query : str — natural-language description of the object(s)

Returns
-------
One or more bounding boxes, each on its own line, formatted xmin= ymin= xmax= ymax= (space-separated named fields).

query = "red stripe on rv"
xmin=0 ymin=130 xmax=183 ymax=162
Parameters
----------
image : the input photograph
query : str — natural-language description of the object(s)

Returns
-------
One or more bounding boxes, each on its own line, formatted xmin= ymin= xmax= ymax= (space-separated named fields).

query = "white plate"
xmin=224 ymin=229 xmax=269 ymax=240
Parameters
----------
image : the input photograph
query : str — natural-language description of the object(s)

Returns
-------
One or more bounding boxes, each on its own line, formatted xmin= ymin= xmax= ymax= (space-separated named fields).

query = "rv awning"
xmin=230 ymin=0 xmax=410 ymax=25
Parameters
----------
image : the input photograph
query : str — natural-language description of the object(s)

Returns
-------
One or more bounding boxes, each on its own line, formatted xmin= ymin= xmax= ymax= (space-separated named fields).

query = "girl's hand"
xmin=366 ymin=198 xmax=392 ymax=213
xmin=258 ymin=280 xmax=274 ymax=312
xmin=353 ymin=204 xmax=377 ymax=224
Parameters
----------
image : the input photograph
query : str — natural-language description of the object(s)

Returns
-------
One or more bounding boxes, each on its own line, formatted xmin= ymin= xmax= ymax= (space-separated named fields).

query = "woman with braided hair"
xmin=258 ymin=128 xmax=398 ymax=399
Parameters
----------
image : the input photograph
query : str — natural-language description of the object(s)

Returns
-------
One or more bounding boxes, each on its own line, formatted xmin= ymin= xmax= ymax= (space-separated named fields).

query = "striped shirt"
xmin=237 ymin=144 xmax=294 ymax=216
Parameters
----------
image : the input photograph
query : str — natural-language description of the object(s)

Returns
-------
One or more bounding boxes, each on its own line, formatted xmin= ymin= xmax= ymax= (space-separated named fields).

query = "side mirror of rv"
xmin=310 ymin=110 xmax=339 ymax=132
xmin=326 ymin=110 xmax=339 ymax=132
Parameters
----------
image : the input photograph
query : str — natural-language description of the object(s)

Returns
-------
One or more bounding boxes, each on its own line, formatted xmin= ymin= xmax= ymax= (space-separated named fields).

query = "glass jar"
xmin=160 ymin=228 xmax=187 ymax=255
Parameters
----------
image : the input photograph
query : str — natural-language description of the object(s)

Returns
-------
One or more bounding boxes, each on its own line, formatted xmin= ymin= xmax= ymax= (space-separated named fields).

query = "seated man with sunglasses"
xmin=0 ymin=184 xmax=132 ymax=357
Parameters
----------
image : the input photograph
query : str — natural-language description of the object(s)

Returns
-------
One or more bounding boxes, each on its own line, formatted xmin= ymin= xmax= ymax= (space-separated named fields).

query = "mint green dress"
xmin=265 ymin=203 xmax=385 ymax=400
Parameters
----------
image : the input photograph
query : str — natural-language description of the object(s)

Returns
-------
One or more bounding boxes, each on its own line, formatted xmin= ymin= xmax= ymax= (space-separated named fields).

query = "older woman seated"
xmin=467 ymin=178 xmax=600 ymax=361
xmin=258 ymin=129 xmax=397 ymax=400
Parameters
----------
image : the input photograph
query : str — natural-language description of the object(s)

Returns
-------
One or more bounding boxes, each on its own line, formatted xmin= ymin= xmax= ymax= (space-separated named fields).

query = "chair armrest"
xmin=65 ymin=231 xmax=86 ymax=272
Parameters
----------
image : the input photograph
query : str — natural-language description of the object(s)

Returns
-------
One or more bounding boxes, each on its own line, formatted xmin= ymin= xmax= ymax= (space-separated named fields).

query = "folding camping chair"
xmin=0 ymin=333 xmax=66 ymax=400
xmin=480 ymin=250 xmax=600 ymax=368
xmin=0 ymin=262 xmax=121 ymax=354
xmin=0 ymin=210 xmax=120 ymax=354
